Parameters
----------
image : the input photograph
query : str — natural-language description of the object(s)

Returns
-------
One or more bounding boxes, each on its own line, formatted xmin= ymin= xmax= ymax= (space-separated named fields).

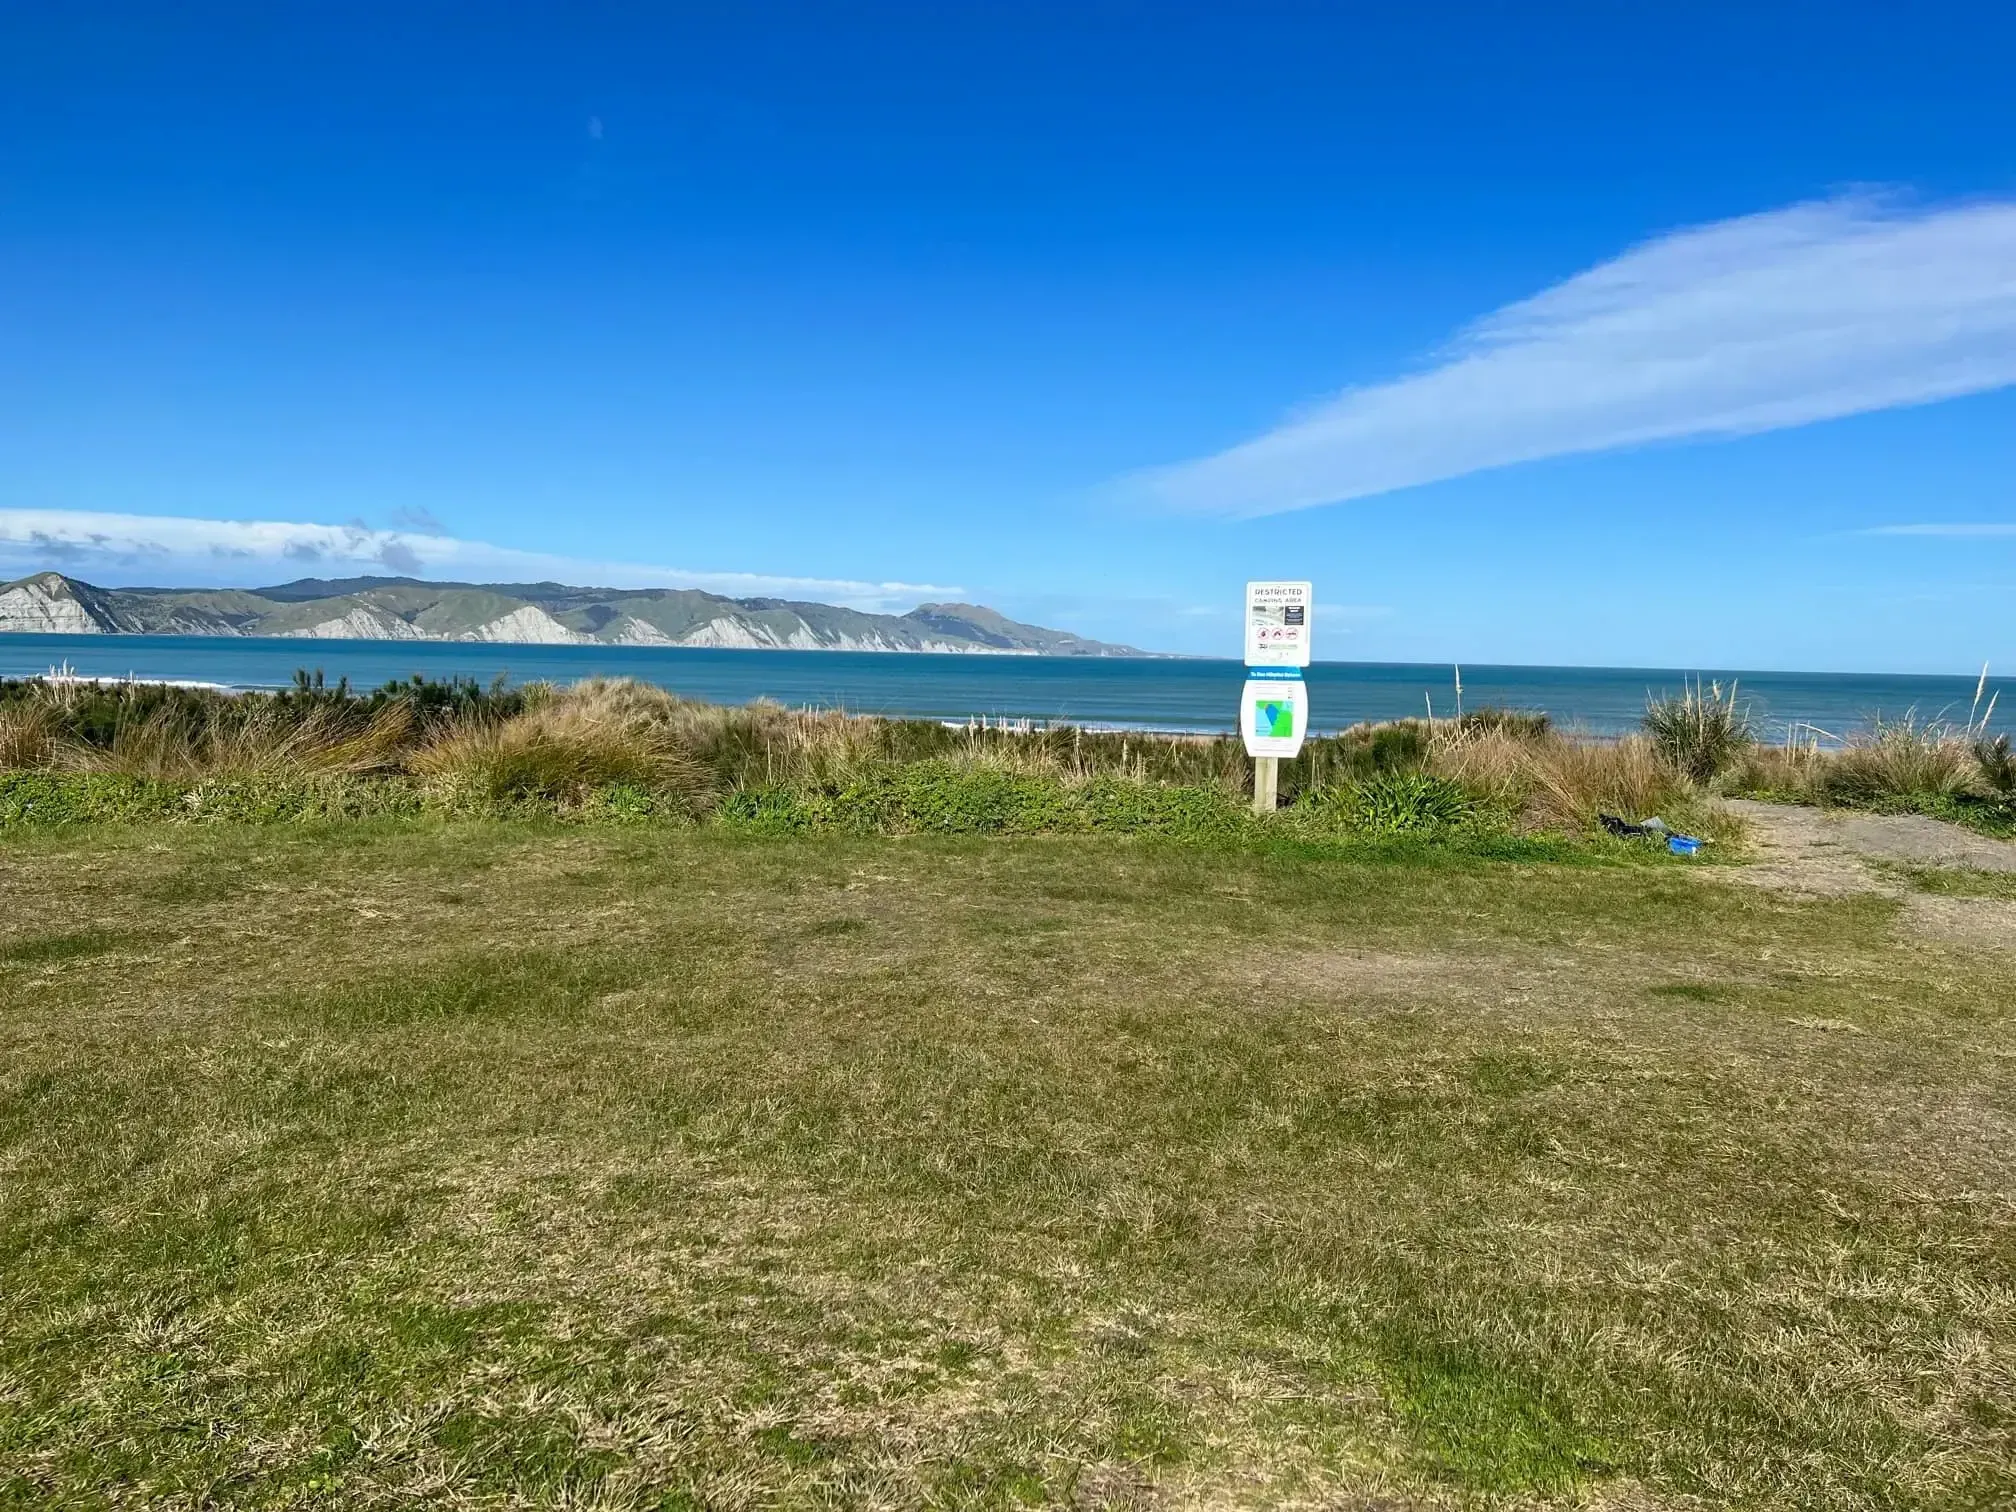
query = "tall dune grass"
xmin=1976 ymin=734 xmax=2016 ymax=800
xmin=1810 ymin=715 xmax=1973 ymax=806
xmin=0 ymin=700 xmax=58 ymax=768
xmin=1723 ymin=712 xmax=2014 ymax=834
xmin=1732 ymin=715 xmax=1979 ymax=803
xmin=1427 ymin=724 xmax=1696 ymax=833
xmin=0 ymin=672 xmax=2008 ymax=838
xmin=1643 ymin=680 xmax=1753 ymax=782
xmin=411 ymin=684 xmax=714 ymax=809
xmin=57 ymin=702 xmax=416 ymax=782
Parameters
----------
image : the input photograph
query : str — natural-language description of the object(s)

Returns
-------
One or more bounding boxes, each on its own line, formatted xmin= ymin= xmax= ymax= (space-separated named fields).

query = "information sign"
xmin=1245 ymin=581 xmax=1312 ymax=667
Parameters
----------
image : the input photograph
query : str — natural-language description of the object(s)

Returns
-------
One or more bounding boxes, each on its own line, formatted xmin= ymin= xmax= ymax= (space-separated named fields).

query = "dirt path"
xmin=1722 ymin=798 xmax=2016 ymax=949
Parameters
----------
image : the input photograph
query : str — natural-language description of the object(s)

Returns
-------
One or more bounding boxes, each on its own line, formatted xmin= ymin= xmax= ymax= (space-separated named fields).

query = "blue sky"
xmin=3 ymin=2 xmax=2013 ymax=670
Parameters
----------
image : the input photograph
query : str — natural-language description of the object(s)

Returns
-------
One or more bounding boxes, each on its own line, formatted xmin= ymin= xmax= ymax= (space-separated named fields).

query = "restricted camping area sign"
xmin=1244 ymin=581 xmax=1311 ymax=667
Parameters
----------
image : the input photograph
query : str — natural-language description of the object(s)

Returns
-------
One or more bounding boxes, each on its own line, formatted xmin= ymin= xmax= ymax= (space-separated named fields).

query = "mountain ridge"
xmin=0 ymin=572 xmax=1146 ymax=655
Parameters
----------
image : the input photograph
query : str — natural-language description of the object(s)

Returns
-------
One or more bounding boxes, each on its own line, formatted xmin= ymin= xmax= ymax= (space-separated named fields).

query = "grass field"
xmin=3 ymin=822 xmax=2014 ymax=1509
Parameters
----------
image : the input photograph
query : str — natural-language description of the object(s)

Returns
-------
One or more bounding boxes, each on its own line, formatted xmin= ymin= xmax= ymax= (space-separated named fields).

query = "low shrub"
xmin=363 ymin=671 xmax=534 ymax=729
xmin=880 ymin=762 xmax=1082 ymax=834
xmin=0 ymin=771 xmax=438 ymax=827
xmin=1343 ymin=772 xmax=1473 ymax=834
xmin=1339 ymin=720 xmax=1432 ymax=776
xmin=1078 ymin=775 xmax=1254 ymax=840
xmin=577 ymin=783 xmax=670 ymax=822
xmin=1284 ymin=721 xmax=1432 ymax=802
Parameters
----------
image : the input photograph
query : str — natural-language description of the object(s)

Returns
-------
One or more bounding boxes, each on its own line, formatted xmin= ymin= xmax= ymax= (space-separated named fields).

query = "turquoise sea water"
xmin=1 ymin=633 xmax=2007 ymax=738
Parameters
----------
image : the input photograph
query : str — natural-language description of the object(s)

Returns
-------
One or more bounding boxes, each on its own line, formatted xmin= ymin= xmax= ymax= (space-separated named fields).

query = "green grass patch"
xmin=1647 ymin=981 xmax=1741 ymax=1004
xmin=1897 ymin=865 xmax=2016 ymax=901
xmin=0 ymin=928 xmax=127 ymax=966
xmin=0 ymin=823 xmax=2010 ymax=1507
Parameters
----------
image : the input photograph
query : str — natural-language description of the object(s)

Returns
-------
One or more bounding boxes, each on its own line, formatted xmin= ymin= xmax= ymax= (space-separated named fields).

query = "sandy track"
xmin=1721 ymin=798 xmax=2016 ymax=949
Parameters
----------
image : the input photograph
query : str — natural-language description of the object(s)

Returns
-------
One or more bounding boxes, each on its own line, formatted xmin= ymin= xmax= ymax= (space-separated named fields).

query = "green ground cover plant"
xmin=1 ymin=822 xmax=2012 ymax=1508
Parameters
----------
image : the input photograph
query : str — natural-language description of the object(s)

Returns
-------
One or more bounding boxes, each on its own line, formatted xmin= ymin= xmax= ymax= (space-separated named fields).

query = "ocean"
xmin=1 ymin=632 xmax=2006 ymax=738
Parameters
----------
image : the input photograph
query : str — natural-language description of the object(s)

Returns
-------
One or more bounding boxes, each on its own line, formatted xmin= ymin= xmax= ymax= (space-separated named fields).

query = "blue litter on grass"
xmin=1668 ymin=834 xmax=1702 ymax=856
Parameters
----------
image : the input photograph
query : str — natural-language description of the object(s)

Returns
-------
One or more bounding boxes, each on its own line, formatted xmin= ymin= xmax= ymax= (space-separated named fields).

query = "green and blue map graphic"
xmin=1252 ymin=699 xmax=1296 ymax=739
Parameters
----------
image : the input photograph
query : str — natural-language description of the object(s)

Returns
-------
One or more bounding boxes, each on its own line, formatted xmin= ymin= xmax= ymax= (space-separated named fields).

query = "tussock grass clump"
xmin=1518 ymin=736 xmax=1690 ymax=833
xmin=1726 ymin=740 xmax=1826 ymax=800
xmin=412 ymin=689 xmax=715 ymax=810
xmin=1972 ymin=733 xmax=2015 ymax=801
xmin=1809 ymin=716 xmax=1971 ymax=807
xmin=1427 ymin=722 xmax=1700 ymax=837
xmin=58 ymin=702 xmax=416 ymax=782
xmin=0 ymin=699 xmax=58 ymax=768
xmin=0 ymin=671 xmax=529 ymax=780
xmin=1642 ymin=680 xmax=1753 ymax=782
xmin=1726 ymin=714 xmax=2016 ymax=837
xmin=668 ymin=699 xmax=1257 ymax=793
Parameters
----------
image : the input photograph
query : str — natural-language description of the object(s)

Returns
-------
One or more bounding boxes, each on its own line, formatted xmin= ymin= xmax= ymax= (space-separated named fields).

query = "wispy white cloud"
xmin=1861 ymin=522 xmax=2016 ymax=537
xmin=0 ymin=509 xmax=958 ymax=610
xmin=1135 ymin=193 xmax=2016 ymax=517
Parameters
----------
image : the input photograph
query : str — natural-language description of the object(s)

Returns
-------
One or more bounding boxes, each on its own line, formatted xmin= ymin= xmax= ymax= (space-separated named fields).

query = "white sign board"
xmin=1240 ymin=676 xmax=1308 ymax=758
xmin=1245 ymin=580 xmax=1311 ymax=667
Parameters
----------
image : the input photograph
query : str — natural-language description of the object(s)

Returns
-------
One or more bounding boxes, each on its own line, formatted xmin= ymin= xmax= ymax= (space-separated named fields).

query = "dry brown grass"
xmin=1815 ymin=717 xmax=1975 ymax=804
xmin=1731 ymin=717 xmax=1987 ymax=811
xmin=1428 ymin=725 xmax=1695 ymax=833
xmin=0 ymin=700 xmax=57 ymax=768
xmin=411 ymin=688 xmax=715 ymax=808
xmin=56 ymin=702 xmax=417 ymax=782
xmin=1729 ymin=739 xmax=1831 ymax=797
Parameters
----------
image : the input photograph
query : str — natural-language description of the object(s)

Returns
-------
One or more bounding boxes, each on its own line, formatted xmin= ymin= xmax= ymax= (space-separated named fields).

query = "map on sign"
xmin=1252 ymin=697 xmax=1295 ymax=740
xmin=1245 ymin=581 xmax=1312 ymax=667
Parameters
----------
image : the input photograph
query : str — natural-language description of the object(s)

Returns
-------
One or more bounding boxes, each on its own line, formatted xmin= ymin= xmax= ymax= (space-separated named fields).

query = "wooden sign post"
xmin=1253 ymin=754 xmax=1279 ymax=815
